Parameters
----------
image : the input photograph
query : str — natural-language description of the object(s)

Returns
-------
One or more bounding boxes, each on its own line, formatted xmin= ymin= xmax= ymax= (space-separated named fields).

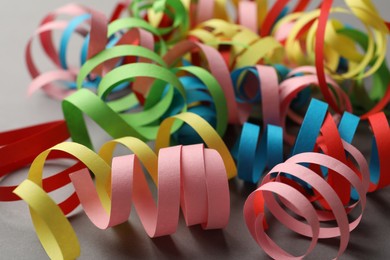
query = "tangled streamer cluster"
xmin=0 ymin=0 xmax=389 ymax=259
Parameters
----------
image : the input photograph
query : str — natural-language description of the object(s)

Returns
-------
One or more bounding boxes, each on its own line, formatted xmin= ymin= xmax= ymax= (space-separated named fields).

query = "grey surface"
xmin=0 ymin=1 xmax=390 ymax=259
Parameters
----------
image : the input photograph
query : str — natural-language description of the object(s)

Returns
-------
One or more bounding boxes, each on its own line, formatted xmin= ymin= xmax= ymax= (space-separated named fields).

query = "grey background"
xmin=0 ymin=1 xmax=389 ymax=259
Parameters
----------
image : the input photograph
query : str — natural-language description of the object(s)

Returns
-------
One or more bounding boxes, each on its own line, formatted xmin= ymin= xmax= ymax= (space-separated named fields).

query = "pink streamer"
xmin=69 ymin=144 xmax=230 ymax=236
xmin=244 ymin=139 xmax=369 ymax=259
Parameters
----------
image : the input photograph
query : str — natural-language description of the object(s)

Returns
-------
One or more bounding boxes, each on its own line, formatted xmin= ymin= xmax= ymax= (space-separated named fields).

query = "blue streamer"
xmin=234 ymin=98 xmax=329 ymax=184
xmin=236 ymin=123 xmax=283 ymax=183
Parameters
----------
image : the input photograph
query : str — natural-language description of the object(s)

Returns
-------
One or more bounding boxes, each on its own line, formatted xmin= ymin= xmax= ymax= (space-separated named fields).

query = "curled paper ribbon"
xmin=244 ymin=145 xmax=370 ymax=259
xmin=260 ymin=0 xmax=315 ymax=37
xmin=165 ymin=76 xmax=218 ymax=144
xmin=273 ymin=0 xmax=388 ymax=79
xmin=9 ymin=35 xmax=237 ymax=205
xmin=231 ymin=64 xmax=281 ymax=126
xmin=314 ymin=0 xmax=388 ymax=114
xmin=63 ymin=62 xmax=231 ymax=148
xmin=336 ymin=27 xmax=390 ymax=118
xmin=14 ymin=137 xmax=230 ymax=259
xmin=235 ymin=122 xmax=283 ymax=183
xmin=229 ymin=64 xmax=352 ymax=131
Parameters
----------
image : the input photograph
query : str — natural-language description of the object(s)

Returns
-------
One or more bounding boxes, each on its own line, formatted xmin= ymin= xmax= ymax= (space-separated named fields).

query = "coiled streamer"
xmin=244 ymin=142 xmax=370 ymax=259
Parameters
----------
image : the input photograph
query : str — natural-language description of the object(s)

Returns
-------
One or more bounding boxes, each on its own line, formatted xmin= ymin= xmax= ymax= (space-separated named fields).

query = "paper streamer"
xmin=234 ymin=122 xmax=283 ymax=183
xmin=14 ymin=137 xmax=230 ymax=259
xmin=366 ymin=112 xmax=390 ymax=191
xmin=165 ymin=76 xmax=218 ymax=144
xmin=244 ymin=140 xmax=370 ymax=259
xmin=188 ymin=0 xmax=306 ymax=32
xmin=0 ymin=120 xmax=78 ymax=203
xmin=231 ymin=65 xmax=281 ymax=126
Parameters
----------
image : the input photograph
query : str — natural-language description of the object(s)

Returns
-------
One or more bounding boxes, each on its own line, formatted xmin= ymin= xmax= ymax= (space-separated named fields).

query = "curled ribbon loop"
xmin=244 ymin=145 xmax=369 ymax=259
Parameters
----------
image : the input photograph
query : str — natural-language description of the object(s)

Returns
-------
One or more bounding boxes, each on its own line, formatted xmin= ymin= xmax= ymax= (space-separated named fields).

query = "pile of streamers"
xmin=1 ymin=0 xmax=390 ymax=259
